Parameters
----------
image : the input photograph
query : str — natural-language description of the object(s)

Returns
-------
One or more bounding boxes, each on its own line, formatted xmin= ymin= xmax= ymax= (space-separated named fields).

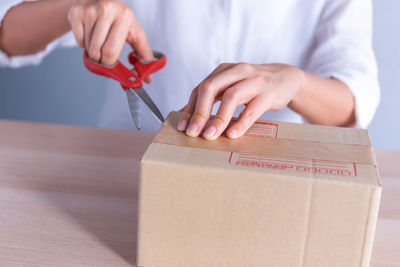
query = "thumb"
xmin=128 ymin=27 xmax=153 ymax=60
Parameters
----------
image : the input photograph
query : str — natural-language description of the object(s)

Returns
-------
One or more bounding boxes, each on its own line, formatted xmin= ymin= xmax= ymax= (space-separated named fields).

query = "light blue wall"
xmin=0 ymin=48 xmax=107 ymax=126
xmin=368 ymin=0 xmax=400 ymax=150
xmin=0 ymin=0 xmax=398 ymax=150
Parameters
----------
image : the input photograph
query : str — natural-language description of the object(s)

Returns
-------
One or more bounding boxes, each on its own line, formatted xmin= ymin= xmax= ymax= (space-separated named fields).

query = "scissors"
xmin=83 ymin=50 xmax=166 ymax=130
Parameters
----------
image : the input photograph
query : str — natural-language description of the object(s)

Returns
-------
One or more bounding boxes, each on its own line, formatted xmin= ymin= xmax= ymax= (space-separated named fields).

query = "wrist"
xmin=288 ymin=67 xmax=306 ymax=110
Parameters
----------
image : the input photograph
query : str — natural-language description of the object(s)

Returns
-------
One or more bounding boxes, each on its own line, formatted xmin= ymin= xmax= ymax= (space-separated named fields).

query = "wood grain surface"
xmin=0 ymin=119 xmax=398 ymax=266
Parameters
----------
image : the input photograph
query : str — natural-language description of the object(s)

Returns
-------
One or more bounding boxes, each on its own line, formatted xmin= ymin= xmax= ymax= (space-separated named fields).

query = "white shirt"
xmin=0 ymin=0 xmax=380 ymax=131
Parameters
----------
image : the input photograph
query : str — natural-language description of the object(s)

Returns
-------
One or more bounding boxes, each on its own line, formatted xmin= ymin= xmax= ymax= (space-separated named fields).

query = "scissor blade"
xmin=129 ymin=87 xmax=165 ymax=123
xmin=126 ymin=89 xmax=141 ymax=130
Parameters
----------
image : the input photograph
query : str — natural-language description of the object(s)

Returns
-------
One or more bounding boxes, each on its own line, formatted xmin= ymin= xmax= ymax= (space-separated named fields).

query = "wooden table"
xmin=0 ymin=120 xmax=398 ymax=266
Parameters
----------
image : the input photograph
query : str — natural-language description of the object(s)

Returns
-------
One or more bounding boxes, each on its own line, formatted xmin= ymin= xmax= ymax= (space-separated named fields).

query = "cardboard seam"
xmin=300 ymin=179 xmax=314 ymax=267
xmin=137 ymin=163 xmax=145 ymax=267
xmin=358 ymin=187 xmax=374 ymax=267
xmin=375 ymin=165 xmax=383 ymax=187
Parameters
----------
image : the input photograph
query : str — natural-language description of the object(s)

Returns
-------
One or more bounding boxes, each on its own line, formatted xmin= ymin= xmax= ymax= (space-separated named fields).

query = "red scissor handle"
xmin=128 ymin=51 xmax=166 ymax=79
xmin=82 ymin=51 xmax=166 ymax=90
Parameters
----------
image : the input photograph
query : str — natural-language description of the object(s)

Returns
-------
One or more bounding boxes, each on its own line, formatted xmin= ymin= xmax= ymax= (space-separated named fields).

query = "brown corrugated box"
xmin=138 ymin=111 xmax=381 ymax=267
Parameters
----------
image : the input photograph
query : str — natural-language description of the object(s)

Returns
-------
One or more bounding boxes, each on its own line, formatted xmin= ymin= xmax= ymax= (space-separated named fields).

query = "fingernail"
xmin=203 ymin=125 xmax=217 ymax=139
xmin=186 ymin=123 xmax=198 ymax=137
xmin=177 ymin=119 xmax=188 ymax=131
xmin=228 ymin=129 xmax=238 ymax=138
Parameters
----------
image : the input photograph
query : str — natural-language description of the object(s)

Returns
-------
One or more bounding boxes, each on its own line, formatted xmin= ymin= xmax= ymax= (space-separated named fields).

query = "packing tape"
xmin=153 ymin=112 xmax=377 ymax=167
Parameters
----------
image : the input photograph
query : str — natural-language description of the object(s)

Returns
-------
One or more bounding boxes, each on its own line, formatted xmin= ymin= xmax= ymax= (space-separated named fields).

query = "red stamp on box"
xmin=244 ymin=122 xmax=279 ymax=138
xmin=229 ymin=152 xmax=357 ymax=177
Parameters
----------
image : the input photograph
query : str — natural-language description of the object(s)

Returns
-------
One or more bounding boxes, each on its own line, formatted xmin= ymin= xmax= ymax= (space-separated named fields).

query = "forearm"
xmin=0 ymin=0 xmax=72 ymax=56
xmin=289 ymin=71 xmax=355 ymax=126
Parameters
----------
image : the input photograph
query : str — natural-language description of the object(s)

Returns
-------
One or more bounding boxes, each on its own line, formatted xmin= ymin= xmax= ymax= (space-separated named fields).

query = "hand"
xmin=177 ymin=63 xmax=304 ymax=140
xmin=67 ymin=0 xmax=153 ymax=80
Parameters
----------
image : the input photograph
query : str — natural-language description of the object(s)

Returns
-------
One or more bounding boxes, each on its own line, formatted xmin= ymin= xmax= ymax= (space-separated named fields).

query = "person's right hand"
xmin=67 ymin=0 xmax=153 ymax=70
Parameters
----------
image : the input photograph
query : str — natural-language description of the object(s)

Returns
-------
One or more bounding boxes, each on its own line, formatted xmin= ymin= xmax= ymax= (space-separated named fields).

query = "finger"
xmin=185 ymin=85 xmax=217 ymax=137
xmin=176 ymin=64 xmax=232 ymax=132
xmin=177 ymin=89 xmax=198 ymax=131
xmin=144 ymin=74 xmax=152 ymax=84
xmin=178 ymin=105 xmax=187 ymax=112
xmin=100 ymin=19 xmax=129 ymax=65
xmin=185 ymin=64 xmax=253 ymax=137
xmin=198 ymin=63 xmax=253 ymax=98
xmin=70 ymin=20 xmax=85 ymax=48
xmin=205 ymin=63 xmax=232 ymax=80
xmin=126 ymin=15 xmax=154 ymax=82
xmin=127 ymin=18 xmax=153 ymax=61
xmin=227 ymin=96 xmax=271 ymax=139
xmin=128 ymin=23 xmax=153 ymax=82
xmin=177 ymin=87 xmax=222 ymax=132
xmin=87 ymin=14 xmax=114 ymax=62
xmin=202 ymin=79 xmax=259 ymax=140
xmin=128 ymin=25 xmax=153 ymax=82
xmin=83 ymin=6 xmax=98 ymax=51
xmin=179 ymin=62 xmax=229 ymax=114
xmin=67 ymin=6 xmax=85 ymax=48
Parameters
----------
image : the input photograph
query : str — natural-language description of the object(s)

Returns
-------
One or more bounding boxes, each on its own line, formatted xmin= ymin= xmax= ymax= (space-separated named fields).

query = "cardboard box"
xmin=138 ymin=112 xmax=381 ymax=267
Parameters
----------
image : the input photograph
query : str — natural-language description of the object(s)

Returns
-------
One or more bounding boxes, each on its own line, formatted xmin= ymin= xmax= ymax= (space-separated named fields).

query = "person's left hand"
xmin=177 ymin=62 xmax=305 ymax=140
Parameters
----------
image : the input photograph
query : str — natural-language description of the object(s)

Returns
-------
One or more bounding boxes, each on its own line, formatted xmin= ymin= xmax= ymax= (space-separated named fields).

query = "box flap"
xmin=152 ymin=112 xmax=376 ymax=166
xmin=141 ymin=112 xmax=381 ymax=187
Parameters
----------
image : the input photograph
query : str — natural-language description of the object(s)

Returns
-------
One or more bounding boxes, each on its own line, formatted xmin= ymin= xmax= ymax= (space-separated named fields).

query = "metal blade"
xmin=129 ymin=87 xmax=165 ymax=123
xmin=126 ymin=89 xmax=141 ymax=130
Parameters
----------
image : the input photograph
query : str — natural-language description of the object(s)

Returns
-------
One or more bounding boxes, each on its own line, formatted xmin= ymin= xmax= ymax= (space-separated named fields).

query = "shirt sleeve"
xmin=0 ymin=0 xmax=77 ymax=68
xmin=304 ymin=0 xmax=380 ymax=129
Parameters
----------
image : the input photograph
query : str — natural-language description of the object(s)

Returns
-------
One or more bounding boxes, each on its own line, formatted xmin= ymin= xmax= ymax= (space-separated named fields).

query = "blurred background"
xmin=0 ymin=0 xmax=398 ymax=150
